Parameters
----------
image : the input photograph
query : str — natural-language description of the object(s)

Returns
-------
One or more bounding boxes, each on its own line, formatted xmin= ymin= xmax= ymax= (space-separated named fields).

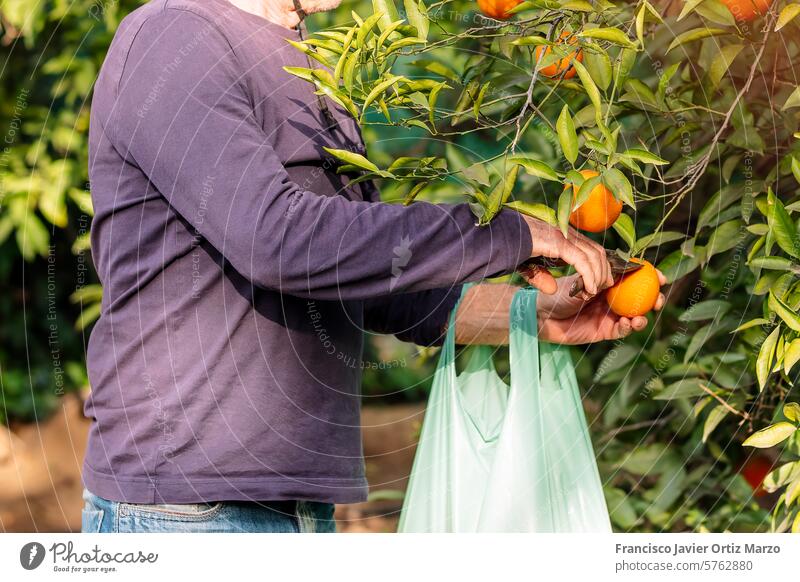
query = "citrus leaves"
xmin=667 ymin=28 xmax=728 ymax=53
xmin=284 ymin=5 xmax=431 ymax=127
xmin=776 ymin=3 xmax=800 ymax=31
xmin=578 ymin=27 xmax=636 ymax=48
xmin=743 ymin=422 xmax=798 ymax=449
xmin=557 ymin=105 xmax=578 ymax=165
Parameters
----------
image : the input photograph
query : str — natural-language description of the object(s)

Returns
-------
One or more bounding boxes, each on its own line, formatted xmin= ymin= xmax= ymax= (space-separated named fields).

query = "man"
xmin=82 ymin=0 xmax=663 ymax=533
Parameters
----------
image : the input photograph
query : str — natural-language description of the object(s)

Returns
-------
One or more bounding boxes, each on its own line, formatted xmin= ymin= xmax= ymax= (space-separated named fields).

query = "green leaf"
xmin=695 ymin=0 xmax=737 ymax=25
xmin=769 ymin=291 xmax=800 ymax=333
xmin=783 ymin=340 xmax=800 ymax=374
xmin=709 ymin=44 xmax=744 ymax=88
xmin=653 ymin=378 xmax=712 ymax=400
xmin=482 ymin=164 xmax=520 ymax=223
xmin=571 ymin=60 xmax=603 ymax=121
xmin=749 ymin=256 xmax=795 ymax=270
xmin=602 ymin=168 xmax=635 ymax=208
xmin=612 ymin=213 xmax=635 ymax=249
xmin=512 ymin=36 xmax=550 ymax=47
xmin=658 ymin=249 xmax=699 ymax=283
xmin=782 ymin=86 xmax=800 ymax=111
xmin=557 ymin=187 xmax=573 ymax=237
xmin=561 ymin=0 xmax=594 ymax=11
xmin=621 ymin=148 xmax=668 ymax=165
xmin=508 ymin=156 xmax=560 ymax=181
xmin=743 ymin=422 xmax=797 ymax=448
xmin=679 ymin=300 xmax=731 ymax=322
xmin=574 ymin=174 xmax=603 ymax=209
xmin=583 ymin=46 xmax=612 ymax=91
xmin=402 ymin=181 xmax=428 ymax=205
xmin=615 ymin=47 xmax=637 ymax=89
xmin=732 ymin=318 xmax=770 ymax=333
xmin=504 ymin=201 xmax=557 ymax=226
xmin=323 ymin=147 xmax=380 ymax=173
xmin=784 ymin=402 xmax=800 ymax=423
xmin=776 ymin=3 xmax=800 ymax=31
xmin=578 ymin=27 xmax=635 ymax=48
xmin=678 ymin=0 xmax=708 ymax=21
xmin=16 ymin=213 xmax=49 ymax=261
xmin=764 ymin=462 xmax=800 ymax=491
xmin=462 ymin=162 xmax=491 ymax=186
xmin=684 ymin=319 xmax=728 ymax=363
xmin=767 ymin=189 xmax=800 ymax=258
xmin=556 ymin=105 xmax=578 ymax=165
xmin=472 ymin=81 xmax=490 ymax=120
xmin=356 ymin=11 xmax=384 ymax=48
xmin=667 ymin=28 xmax=728 ymax=53
xmin=703 ymin=405 xmax=729 ymax=443
xmin=427 ymin=81 xmax=447 ymax=126
xmin=283 ymin=66 xmax=315 ymax=82
xmin=705 ymin=219 xmax=743 ymax=260
xmin=757 ymin=325 xmax=780 ymax=391
xmin=361 ymin=75 xmax=403 ymax=120
xmin=372 ymin=0 xmax=401 ymax=32
xmin=403 ymin=0 xmax=429 ymax=40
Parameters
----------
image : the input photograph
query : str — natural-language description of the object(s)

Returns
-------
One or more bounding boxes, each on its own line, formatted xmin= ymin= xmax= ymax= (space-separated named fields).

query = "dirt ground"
xmin=0 ymin=396 xmax=422 ymax=533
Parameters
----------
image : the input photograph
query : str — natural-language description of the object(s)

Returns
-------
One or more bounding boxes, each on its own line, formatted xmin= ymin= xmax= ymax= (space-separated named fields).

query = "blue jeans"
xmin=81 ymin=490 xmax=336 ymax=533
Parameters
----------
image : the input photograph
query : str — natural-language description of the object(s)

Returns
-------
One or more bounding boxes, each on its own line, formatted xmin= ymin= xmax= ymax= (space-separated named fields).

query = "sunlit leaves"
xmin=776 ymin=3 xmax=800 ymax=31
xmin=743 ymin=422 xmax=798 ymax=448
xmin=756 ymin=325 xmax=780 ymax=391
xmin=667 ymin=28 xmax=728 ymax=53
xmin=578 ymin=27 xmax=636 ymax=48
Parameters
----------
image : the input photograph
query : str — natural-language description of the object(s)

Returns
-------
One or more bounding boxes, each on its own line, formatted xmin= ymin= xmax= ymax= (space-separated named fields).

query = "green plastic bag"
xmin=398 ymin=287 xmax=612 ymax=532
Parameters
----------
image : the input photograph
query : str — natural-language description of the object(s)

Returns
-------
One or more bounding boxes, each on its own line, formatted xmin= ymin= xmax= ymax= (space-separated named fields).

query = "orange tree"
xmin=298 ymin=0 xmax=800 ymax=531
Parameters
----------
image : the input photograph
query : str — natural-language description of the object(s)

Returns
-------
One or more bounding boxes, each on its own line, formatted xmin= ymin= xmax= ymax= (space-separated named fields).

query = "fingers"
xmin=520 ymin=264 xmax=558 ymax=294
xmin=561 ymin=245 xmax=597 ymax=295
xmin=654 ymin=292 xmax=666 ymax=311
xmin=566 ymin=228 xmax=613 ymax=293
xmin=656 ymin=269 xmax=668 ymax=286
xmin=615 ymin=317 xmax=632 ymax=339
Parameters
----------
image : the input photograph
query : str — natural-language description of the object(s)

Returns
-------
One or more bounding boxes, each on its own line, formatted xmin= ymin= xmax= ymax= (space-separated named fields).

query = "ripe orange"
xmin=720 ymin=0 xmax=772 ymax=22
xmin=534 ymin=31 xmax=583 ymax=79
xmin=567 ymin=169 xmax=623 ymax=233
xmin=476 ymin=0 xmax=521 ymax=20
xmin=606 ymin=259 xmax=660 ymax=318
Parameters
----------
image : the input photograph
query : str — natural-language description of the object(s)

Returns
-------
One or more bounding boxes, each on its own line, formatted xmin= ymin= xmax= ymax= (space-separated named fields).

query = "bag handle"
xmin=441 ymin=285 xmax=539 ymax=363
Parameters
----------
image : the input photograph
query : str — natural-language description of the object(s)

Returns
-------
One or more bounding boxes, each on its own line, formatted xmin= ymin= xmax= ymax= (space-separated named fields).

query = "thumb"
xmin=519 ymin=264 xmax=558 ymax=295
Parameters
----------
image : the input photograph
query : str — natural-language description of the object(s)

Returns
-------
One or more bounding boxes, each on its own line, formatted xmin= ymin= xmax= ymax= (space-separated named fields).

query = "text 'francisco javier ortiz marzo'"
xmin=615 ymin=543 xmax=781 ymax=555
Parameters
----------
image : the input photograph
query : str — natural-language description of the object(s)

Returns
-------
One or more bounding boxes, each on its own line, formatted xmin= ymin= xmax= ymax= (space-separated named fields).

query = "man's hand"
xmin=537 ymin=270 xmax=667 ymax=344
xmin=536 ymin=271 xmax=667 ymax=320
xmin=520 ymin=215 xmax=614 ymax=296
xmin=453 ymin=277 xmax=666 ymax=346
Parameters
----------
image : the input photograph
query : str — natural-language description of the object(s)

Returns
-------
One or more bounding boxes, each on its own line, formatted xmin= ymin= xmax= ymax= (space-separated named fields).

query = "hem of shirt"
xmin=82 ymin=463 xmax=368 ymax=505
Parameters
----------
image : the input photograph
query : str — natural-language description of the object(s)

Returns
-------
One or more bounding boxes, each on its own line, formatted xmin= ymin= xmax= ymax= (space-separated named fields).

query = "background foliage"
xmin=1 ymin=0 xmax=799 ymax=531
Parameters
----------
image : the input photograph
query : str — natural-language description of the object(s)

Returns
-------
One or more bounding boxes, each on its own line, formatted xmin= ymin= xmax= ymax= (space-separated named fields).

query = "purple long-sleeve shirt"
xmin=84 ymin=0 xmax=531 ymax=504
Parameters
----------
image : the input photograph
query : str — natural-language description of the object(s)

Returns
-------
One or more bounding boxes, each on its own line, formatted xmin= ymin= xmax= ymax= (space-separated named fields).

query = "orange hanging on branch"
xmin=566 ymin=169 xmax=622 ymax=233
xmin=535 ymin=31 xmax=584 ymax=79
xmin=476 ymin=0 xmax=522 ymax=20
xmin=606 ymin=259 xmax=660 ymax=318
xmin=720 ymin=0 xmax=772 ymax=22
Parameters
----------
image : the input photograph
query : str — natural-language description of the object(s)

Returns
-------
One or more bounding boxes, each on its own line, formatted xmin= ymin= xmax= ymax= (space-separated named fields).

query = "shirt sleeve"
xmin=108 ymin=9 xmax=532 ymax=302
xmin=362 ymin=286 xmax=462 ymax=347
